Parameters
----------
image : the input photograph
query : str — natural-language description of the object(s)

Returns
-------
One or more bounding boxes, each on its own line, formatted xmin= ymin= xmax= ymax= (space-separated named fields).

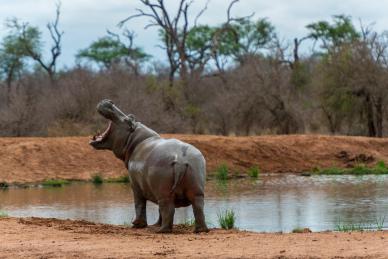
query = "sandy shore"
xmin=0 ymin=217 xmax=387 ymax=258
xmin=1 ymin=134 xmax=388 ymax=184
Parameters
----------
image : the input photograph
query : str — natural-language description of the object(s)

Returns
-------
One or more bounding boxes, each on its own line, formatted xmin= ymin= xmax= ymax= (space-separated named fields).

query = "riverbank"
xmin=1 ymin=134 xmax=388 ymax=184
xmin=0 ymin=217 xmax=387 ymax=258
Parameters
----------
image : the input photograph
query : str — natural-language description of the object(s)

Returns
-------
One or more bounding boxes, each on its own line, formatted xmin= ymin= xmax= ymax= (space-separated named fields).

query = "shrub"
xmin=42 ymin=179 xmax=70 ymax=187
xmin=91 ymin=174 xmax=103 ymax=184
xmin=218 ymin=209 xmax=236 ymax=230
xmin=216 ymin=163 xmax=229 ymax=181
xmin=247 ymin=166 xmax=260 ymax=178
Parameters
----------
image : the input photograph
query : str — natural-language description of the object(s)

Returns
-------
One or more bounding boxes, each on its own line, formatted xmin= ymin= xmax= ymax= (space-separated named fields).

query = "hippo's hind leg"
xmin=156 ymin=198 xmax=175 ymax=233
xmin=132 ymin=193 xmax=147 ymax=228
xmin=191 ymin=194 xmax=209 ymax=233
xmin=152 ymin=209 xmax=162 ymax=227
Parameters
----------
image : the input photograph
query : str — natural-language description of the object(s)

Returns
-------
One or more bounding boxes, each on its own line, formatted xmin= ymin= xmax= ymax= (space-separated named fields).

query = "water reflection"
xmin=1 ymin=174 xmax=388 ymax=232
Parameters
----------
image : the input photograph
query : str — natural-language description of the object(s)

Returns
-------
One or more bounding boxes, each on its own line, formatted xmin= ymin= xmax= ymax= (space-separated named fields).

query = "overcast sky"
xmin=1 ymin=0 xmax=388 ymax=68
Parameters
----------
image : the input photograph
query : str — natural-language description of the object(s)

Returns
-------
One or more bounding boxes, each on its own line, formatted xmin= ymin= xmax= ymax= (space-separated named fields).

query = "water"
xmin=1 ymin=174 xmax=388 ymax=232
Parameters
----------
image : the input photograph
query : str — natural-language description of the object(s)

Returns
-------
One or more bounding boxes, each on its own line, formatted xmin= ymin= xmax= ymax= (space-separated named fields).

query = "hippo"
xmin=89 ymin=99 xmax=208 ymax=233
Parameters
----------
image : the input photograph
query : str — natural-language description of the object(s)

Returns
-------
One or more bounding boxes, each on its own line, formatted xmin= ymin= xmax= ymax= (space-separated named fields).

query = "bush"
xmin=218 ymin=209 xmax=236 ymax=230
xmin=91 ymin=174 xmax=103 ymax=184
xmin=216 ymin=163 xmax=229 ymax=181
xmin=247 ymin=166 xmax=260 ymax=178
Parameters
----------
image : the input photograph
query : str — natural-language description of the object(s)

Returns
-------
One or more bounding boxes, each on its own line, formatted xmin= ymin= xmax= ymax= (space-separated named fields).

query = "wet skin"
xmin=90 ymin=99 xmax=208 ymax=233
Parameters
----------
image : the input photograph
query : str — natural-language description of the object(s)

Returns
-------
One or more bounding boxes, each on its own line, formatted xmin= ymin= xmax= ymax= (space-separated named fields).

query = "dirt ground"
xmin=0 ymin=217 xmax=387 ymax=258
xmin=1 ymin=134 xmax=388 ymax=184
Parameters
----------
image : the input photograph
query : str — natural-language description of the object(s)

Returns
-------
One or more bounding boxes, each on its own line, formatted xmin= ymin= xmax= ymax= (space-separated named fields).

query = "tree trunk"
xmin=365 ymin=93 xmax=376 ymax=137
xmin=375 ymin=96 xmax=383 ymax=138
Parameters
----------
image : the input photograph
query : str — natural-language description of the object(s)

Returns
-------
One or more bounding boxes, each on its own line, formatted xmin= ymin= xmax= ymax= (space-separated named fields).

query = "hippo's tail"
xmin=170 ymin=154 xmax=188 ymax=194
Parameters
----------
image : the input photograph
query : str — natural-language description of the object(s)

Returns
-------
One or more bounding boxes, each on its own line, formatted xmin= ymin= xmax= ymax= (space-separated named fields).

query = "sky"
xmin=1 ymin=0 xmax=388 ymax=68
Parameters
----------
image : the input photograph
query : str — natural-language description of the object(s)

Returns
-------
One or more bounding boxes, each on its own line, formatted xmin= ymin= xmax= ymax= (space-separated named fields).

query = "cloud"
xmin=1 ymin=0 xmax=388 ymax=67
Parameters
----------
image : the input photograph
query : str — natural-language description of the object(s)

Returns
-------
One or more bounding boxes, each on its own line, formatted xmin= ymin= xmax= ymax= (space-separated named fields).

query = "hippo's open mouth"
xmin=90 ymin=121 xmax=112 ymax=144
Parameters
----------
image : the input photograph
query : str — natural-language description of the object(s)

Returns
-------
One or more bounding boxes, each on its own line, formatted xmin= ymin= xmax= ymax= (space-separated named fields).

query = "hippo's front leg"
xmin=132 ymin=191 xmax=147 ymax=228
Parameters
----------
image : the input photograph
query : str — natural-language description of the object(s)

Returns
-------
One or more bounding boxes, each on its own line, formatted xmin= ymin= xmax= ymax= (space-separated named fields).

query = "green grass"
xmin=42 ymin=179 xmax=70 ymax=187
xmin=217 ymin=209 xmax=236 ymax=230
xmin=313 ymin=161 xmax=388 ymax=175
xmin=182 ymin=218 xmax=196 ymax=227
xmin=123 ymin=221 xmax=131 ymax=227
xmin=0 ymin=210 xmax=8 ymax=218
xmin=247 ymin=166 xmax=260 ymax=178
xmin=216 ymin=163 xmax=229 ymax=181
xmin=335 ymin=222 xmax=364 ymax=232
xmin=375 ymin=216 xmax=385 ymax=231
xmin=335 ymin=217 xmax=386 ymax=232
xmin=106 ymin=175 xmax=130 ymax=183
xmin=91 ymin=174 xmax=103 ymax=184
xmin=0 ymin=182 xmax=9 ymax=188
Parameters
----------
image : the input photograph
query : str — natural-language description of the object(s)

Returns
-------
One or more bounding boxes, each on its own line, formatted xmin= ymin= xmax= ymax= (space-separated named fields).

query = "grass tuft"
xmin=91 ymin=174 xmax=103 ymax=185
xmin=216 ymin=163 xmax=229 ymax=181
xmin=247 ymin=166 xmax=260 ymax=178
xmin=312 ymin=161 xmax=388 ymax=175
xmin=182 ymin=218 xmax=196 ymax=227
xmin=0 ymin=210 xmax=8 ymax=218
xmin=218 ymin=209 xmax=236 ymax=230
xmin=106 ymin=175 xmax=130 ymax=183
xmin=335 ymin=216 xmax=386 ymax=232
xmin=42 ymin=179 xmax=70 ymax=187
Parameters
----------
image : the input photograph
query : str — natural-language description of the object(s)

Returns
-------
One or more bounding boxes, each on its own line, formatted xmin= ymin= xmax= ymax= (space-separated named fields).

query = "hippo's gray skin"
xmin=90 ymin=99 xmax=208 ymax=233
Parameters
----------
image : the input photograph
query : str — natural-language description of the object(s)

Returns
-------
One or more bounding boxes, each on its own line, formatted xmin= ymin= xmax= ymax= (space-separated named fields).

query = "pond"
xmin=1 ymin=174 xmax=388 ymax=232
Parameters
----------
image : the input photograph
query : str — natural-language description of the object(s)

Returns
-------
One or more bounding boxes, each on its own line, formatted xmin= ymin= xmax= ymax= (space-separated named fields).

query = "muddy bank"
xmin=1 ymin=134 xmax=388 ymax=183
xmin=0 ymin=217 xmax=387 ymax=258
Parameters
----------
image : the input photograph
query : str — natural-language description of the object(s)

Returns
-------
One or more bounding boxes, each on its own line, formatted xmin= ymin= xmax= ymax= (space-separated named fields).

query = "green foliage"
xmin=306 ymin=15 xmax=360 ymax=49
xmin=91 ymin=174 xmax=103 ymax=185
xmin=0 ymin=210 xmax=8 ymax=218
xmin=186 ymin=25 xmax=215 ymax=60
xmin=77 ymin=35 xmax=149 ymax=69
xmin=247 ymin=166 xmax=260 ymax=178
xmin=216 ymin=163 xmax=229 ymax=181
xmin=42 ymin=179 xmax=70 ymax=187
xmin=0 ymin=19 xmax=41 ymax=81
xmin=218 ymin=209 xmax=236 ymax=229
xmin=184 ymin=103 xmax=201 ymax=119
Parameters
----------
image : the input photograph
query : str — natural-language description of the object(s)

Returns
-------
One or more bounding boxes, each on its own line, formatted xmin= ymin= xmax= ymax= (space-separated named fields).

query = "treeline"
xmin=1 ymin=0 xmax=388 ymax=137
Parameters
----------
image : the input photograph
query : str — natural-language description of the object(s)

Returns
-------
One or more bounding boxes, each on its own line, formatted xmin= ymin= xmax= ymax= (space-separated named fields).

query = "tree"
xmin=77 ymin=30 xmax=149 ymax=74
xmin=306 ymin=15 xmax=360 ymax=51
xmin=6 ymin=3 xmax=63 ymax=83
xmin=0 ymin=29 xmax=32 ymax=105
